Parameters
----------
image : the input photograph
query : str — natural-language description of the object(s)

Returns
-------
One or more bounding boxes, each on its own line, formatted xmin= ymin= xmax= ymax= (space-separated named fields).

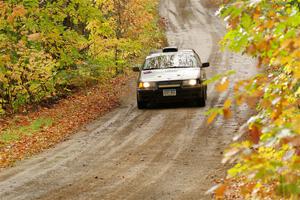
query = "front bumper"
xmin=137 ymin=86 xmax=205 ymax=103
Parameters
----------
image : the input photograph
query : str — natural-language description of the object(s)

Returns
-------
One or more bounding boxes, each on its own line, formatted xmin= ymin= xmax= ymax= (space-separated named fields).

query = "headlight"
xmin=138 ymin=82 xmax=156 ymax=89
xmin=143 ymin=82 xmax=151 ymax=88
xmin=183 ymin=79 xmax=198 ymax=86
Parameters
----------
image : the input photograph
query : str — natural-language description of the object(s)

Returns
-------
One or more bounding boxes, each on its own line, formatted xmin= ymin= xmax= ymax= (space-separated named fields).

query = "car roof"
xmin=146 ymin=48 xmax=197 ymax=59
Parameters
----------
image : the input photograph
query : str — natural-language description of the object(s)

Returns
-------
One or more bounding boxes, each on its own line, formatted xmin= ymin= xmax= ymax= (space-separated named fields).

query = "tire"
xmin=197 ymin=97 xmax=206 ymax=107
xmin=204 ymin=85 xmax=208 ymax=100
xmin=197 ymin=88 xmax=206 ymax=107
xmin=137 ymin=100 xmax=147 ymax=109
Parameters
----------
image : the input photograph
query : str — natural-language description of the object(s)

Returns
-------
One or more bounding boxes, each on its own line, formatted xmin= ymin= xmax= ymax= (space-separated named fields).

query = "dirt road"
xmin=0 ymin=1 xmax=256 ymax=199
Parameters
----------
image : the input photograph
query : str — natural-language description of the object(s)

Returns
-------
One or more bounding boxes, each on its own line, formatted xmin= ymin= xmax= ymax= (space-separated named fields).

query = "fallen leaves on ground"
xmin=214 ymin=177 xmax=284 ymax=200
xmin=0 ymin=74 xmax=131 ymax=169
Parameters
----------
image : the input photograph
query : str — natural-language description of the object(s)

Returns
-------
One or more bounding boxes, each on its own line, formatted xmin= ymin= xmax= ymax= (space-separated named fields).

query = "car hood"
xmin=140 ymin=68 xmax=200 ymax=82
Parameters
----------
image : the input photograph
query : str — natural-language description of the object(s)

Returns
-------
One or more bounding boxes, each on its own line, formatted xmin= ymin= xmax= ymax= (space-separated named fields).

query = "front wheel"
xmin=197 ymin=88 xmax=207 ymax=107
xmin=197 ymin=97 xmax=206 ymax=107
xmin=137 ymin=100 xmax=147 ymax=109
xmin=204 ymin=85 xmax=208 ymax=100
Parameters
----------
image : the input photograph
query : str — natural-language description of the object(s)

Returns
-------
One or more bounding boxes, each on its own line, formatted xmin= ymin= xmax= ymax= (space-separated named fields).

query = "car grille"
xmin=158 ymin=81 xmax=182 ymax=89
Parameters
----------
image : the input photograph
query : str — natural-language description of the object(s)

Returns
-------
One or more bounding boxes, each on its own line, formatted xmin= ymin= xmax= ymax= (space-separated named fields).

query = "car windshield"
xmin=143 ymin=53 xmax=198 ymax=70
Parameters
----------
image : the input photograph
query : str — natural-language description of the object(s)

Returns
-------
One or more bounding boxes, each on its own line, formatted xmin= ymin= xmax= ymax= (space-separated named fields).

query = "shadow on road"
xmin=144 ymin=101 xmax=204 ymax=110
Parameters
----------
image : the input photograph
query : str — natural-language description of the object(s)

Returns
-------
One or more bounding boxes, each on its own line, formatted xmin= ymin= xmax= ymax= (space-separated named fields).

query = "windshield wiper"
xmin=166 ymin=66 xmax=189 ymax=68
xmin=143 ymin=66 xmax=191 ymax=70
xmin=143 ymin=68 xmax=160 ymax=70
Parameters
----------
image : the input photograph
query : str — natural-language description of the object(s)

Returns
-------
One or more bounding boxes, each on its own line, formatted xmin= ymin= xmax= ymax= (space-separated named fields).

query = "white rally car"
xmin=133 ymin=47 xmax=210 ymax=109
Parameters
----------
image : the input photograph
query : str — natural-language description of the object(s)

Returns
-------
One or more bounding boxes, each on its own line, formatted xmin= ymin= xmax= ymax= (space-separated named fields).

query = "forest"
xmin=0 ymin=0 xmax=165 ymax=114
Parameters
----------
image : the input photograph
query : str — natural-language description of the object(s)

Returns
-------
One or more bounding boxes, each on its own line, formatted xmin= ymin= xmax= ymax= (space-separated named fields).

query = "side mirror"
xmin=132 ymin=64 xmax=142 ymax=72
xmin=132 ymin=66 xmax=140 ymax=72
xmin=201 ymin=62 xmax=210 ymax=68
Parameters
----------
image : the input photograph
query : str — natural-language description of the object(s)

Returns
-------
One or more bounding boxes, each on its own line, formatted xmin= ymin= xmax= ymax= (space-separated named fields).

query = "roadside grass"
xmin=0 ymin=118 xmax=53 ymax=147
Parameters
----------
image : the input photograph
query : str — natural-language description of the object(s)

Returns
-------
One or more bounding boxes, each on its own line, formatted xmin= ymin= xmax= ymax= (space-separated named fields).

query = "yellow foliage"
xmin=216 ymin=0 xmax=300 ymax=198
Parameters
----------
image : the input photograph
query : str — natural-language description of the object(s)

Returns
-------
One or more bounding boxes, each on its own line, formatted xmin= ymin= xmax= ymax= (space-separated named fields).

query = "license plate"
xmin=163 ymin=89 xmax=176 ymax=96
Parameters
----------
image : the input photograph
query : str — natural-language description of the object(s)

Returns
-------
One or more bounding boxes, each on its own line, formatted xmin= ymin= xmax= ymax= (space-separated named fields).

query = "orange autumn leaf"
xmin=215 ymin=184 xmax=227 ymax=199
xmin=260 ymin=99 xmax=271 ymax=108
xmin=233 ymin=83 xmax=240 ymax=93
xmin=245 ymin=96 xmax=258 ymax=108
xmin=249 ymin=125 xmax=261 ymax=144
xmin=7 ymin=5 xmax=26 ymax=23
xmin=229 ymin=17 xmax=240 ymax=28
xmin=281 ymin=39 xmax=293 ymax=49
xmin=236 ymin=94 xmax=244 ymax=105
xmin=294 ymin=39 xmax=300 ymax=48
xmin=241 ymin=182 xmax=256 ymax=196
xmin=290 ymin=136 xmax=300 ymax=148
xmin=271 ymin=108 xmax=282 ymax=120
xmin=223 ymin=109 xmax=232 ymax=119
xmin=207 ymin=112 xmax=218 ymax=125
xmin=216 ymin=78 xmax=229 ymax=92
xmin=265 ymin=20 xmax=275 ymax=29
xmin=246 ymin=43 xmax=256 ymax=54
